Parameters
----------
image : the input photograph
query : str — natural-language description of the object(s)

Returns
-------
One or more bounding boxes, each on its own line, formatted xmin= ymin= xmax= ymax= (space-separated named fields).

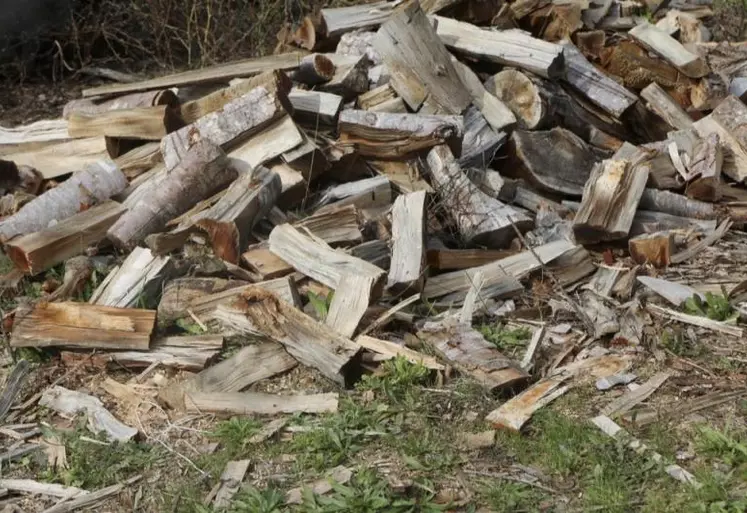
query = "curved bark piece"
xmin=485 ymin=69 xmax=549 ymax=130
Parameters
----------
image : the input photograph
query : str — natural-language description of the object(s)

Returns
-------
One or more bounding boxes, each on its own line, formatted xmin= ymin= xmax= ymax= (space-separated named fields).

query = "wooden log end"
xmin=195 ymin=219 xmax=240 ymax=265
xmin=628 ymin=232 xmax=674 ymax=268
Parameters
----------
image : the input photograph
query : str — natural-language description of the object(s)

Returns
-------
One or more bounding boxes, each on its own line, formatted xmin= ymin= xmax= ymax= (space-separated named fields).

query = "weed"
xmin=478 ymin=324 xmax=531 ymax=356
xmin=307 ymin=290 xmax=334 ymax=320
xmin=478 ymin=479 xmax=547 ymax=513
xmin=697 ymin=426 xmax=747 ymax=468
xmin=684 ymin=293 xmax=737 ymax=323
xmin=175 ymin=317 xmax=206 ymax=335
xmin=358 ymin=357 xmax=431 ymax=404
xmin=397 ymin=429 xmax=459 ymax=472
xmin=231 ymin=486 xmax=285 ymax=513
xmin=660 ymin=327 xmax=705 ymax=358
xmin=210 ymin=417 xmax=263 ymax=453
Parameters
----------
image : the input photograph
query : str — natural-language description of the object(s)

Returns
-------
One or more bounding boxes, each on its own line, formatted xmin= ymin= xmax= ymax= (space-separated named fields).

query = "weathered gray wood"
xmin=161 ymin=85 xmax=287 ymax=171
xmin=321 ymin=1 xmax=396 ymax=38
xmin=374 ymin=1 xmax=471 ymax=114
xmin=637 ymin=276 xmax=703 ymax=306
xmin=227 ymin=116 xmax=303 ymax=173
xmin=686 ymin=133 xmax=722 ymax=202
xmin=573 ymin=158 xmax=651 ymax=244
xmin=629 ymin=22 xmax=709 ymax=78
xmin=288 ymin=89 xmax=343 ymax=125
xmin=639 ymin=188 xmax=717 ymax=220
xmin=5 ymin=201 xmax=124 ymax=276
xmin=560 ymin=41 xmax=637 ymax=118
xmin=213 ymin=460 xmax=251 ymax=510
xmin=451 ymin=58 xmax=516 ymax=132
xmin=296 ymin=204 xmax=363 ymax=245
xmin=213 ymin=288 xmax=362 ymax=386
xmin=188 ymin=277 xmax=302 ymax=320
xmin=693 ymin=96 xmax=747 ymax=182
xmin=338 ymin=110 xmax=463 ymax=158
xmin=509 ymin=128 xmax=599 ymax=196
xmin=357 ymin=335 xmax=444 ymax=370
xmin=387 ymin=191 xmax=426 ymax=294
xmin=0 ymin=360 xmax=29 ymax=422
xmin=157 ymin=277 xmax=246 ymax=323
xmin=459 ymin=106 xmax=506 ymax=169
xmin=432 ymin=15 xmax=565 ymax=78
xmin=427 ymin=144 xmax=532 ymax=248
xmin=89 ymin=247 xmax=172 ymax=308
xmin=186 ymin=392 xmax=339 ymax=415
xmin=640 ymin=83 xmax=693 ymax=131
xmin=315 ymin=176 xmax=390 ymax=209
xmin=108 ymin=140 xmax=235 ymax=249
xmin=325 ymin=274 xmax=378 ymax=338
xmin=357 ymin=83 xmax=397 ymax=110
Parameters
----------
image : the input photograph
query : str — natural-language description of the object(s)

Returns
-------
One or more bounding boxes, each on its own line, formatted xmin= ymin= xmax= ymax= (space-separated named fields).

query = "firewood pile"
xmin=1 ymin=0 xmax=747 ymax=504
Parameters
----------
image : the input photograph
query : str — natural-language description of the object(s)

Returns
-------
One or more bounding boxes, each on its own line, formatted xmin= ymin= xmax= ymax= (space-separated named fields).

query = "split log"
xmin=629 ymin=22 xmax=709 ymax=78
xmin=431 ymin=15 xmax=565 ymax=78
xmin=387 ymin=191 xmax=426 ymax=294
xmin=315 ymin=176 xmax=390 ymax=210
xmin=358 ymin=84 xmax=397 ymax=111
xmin=686 ymin=133 xmax=722 ymax=202
xmin=628 ymin=231 xmax=675 ymax=267
xmin=338 ymin=110 xmax=463 ymax=158
xmin=213 ymin=288 xmax=362 ymax=386
xmin=63 ymin=89 xmax=179 ymax=119
xmin=213 ymin=460 xmax=251 ymax=510
xmin=229 ymin=115 xmax=304 ymax=171
xmin=321 ymin=1 xmax=397 ymax=38
xmin=242 ymin=245 xmax=293 ymax=280
xmin=459 ymin=106 xmax=506 ymax=169
xmin=157 ymin=277 xmax=245 ymax=323
xmin=67 ymin=105 xmax=183 ymax=140
xmin=0 ymin=119 xmax=70 ymax=150
xmin=509 ymin=128 xmax=599 ymax=196
xmin=374 ymin=1 xmax=471 ymax=114
xmin=0 ymin=160 xmax=127 ymax=243
xmin=423 ymin=239 xmax=576 ymax=302
xmin=89 ymin=247 xmax=172 ymax=308
xmin=113 ymin=142 xmax=161 ymax=179
xmin=318 ymin=54 xmax=372 ymax=100
xmin=71 ymin=335 xmax=224 ymax=372
xmin=288 ymin=89 xmax=343 ymax=125
xmin=189 ymin=277 xmax=302 ymax=319
xmin=147 ymin=166 xmax=280 ymax=262
xmin=186 ymin=392 xmax=339 ymax=415
xmin=46 ymin=256 xmax=93 ymax=302
xmin=161 ymin=84 xmax=288 ymax=171
xmin=426 ymin=248 xmax=516 ymax=270
xmin=451 ymin=58 xmax=515 ymax=132
xmin=39 ymin=386 xmax=137 ymax=442
xmin=573 ymin=158 xmax=650 ymax=244
xmin=280 ymin=131 xmax=331 ymax=182
xmin=349 ymin=240 xmax=390 ymax=269
xmin=82 ymin=52 xmax=307 ymax=98
xmin=295 ymin=204 xmax=363 ymax=245
xmin=368 ymin=159 xmax=433 ymax=194
xmin=692 ymin=95 xmax=747 ymax=182
xmin=269 ymin=224 xmax=385 ymax=294
xmin=357 ymin=335 xmax=444 ymax=370
xmin=325 ymin=273 xmax=379 ymax=338
xmin=560 ymin=41 xmax=637 ymax=118
xmin=426 ymin=145 xmax=532 ymax=248
xmin=108 ymin=140 xmax=235 ymax=249
xmin=289 ymin=54 xmax=336 ymax=85
xmin=5 ymin=201 xmax=125 ymax=275
xmin=485 ymin=70 xmax=551 ymax=130
xmin=11 ymin=302 xmax=155 ymax=350
xmin=640 ymin=83 xmax=693 ymax=131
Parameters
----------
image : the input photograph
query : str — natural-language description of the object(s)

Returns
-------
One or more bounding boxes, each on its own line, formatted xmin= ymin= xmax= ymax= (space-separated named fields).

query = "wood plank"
xmin=186 ymin=392 xmax=339 ymax=415
xmin=213 ymin=288 xmax=362 ymax=385
xmin=338 ymin=110 xmax=463 ymax=158
xmin=11 ymin=302 xmax=155 ymax=350
xmin=2 ymin=137 xmax=108 ymax=180
xmin=213 ymin=460 xmax=251 ymax=510
xmin=374 ymin=0 xmax=471 ymax=114
xmin=188 ymin=277 xmax=303 ymax=320
xmin=5 ymin=201 xmax=125 ymax=275
xmin=431 ymin=15 xmax=564 ymax=78
xmin=356 ymin=335 xmax=444 ymax=370
xmin=387 ymin=191 xmax=426 ymax=293
xmin=82 ymin=52 xmax=308 ymax=98
xmin=629 ymin=22 xmax=709 ymax=78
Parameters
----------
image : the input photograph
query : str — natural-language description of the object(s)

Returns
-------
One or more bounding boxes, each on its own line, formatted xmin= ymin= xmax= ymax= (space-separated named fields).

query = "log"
xmin=451 ymin=58 xmax=516 ymax=132
xmin=338 ymin=110 xmax=463 ymax=158
xmin=459 ymin=106 xmax=506 ymax=169
xmin=686 ymin=133 xmax=722 ymax=202
xmin=89 ymin=247 xmax=172 ymax=308
xmin=82 ymin=52 xmax=307 ymax=98
xmin=318 ymin=54 xmax=372 ymax=100
xmin=161 ymin=84 xmax=288 ymax=171
xmin=509 ymin=128 xmax=599 ymax=196
xmin=426 ymin=145 xmax=532 ymax=248
xmin=321 ymin=1 xmax=396 ymax=38
xmin=70 ymin=335 xmax=224 ymax=372
xmin=640 ymin=83 xmax=693 ymax=131
xmin=39 ymin=386 xmax=137 ymax=442
xmin=189 ymin=277 xmax=303 ymax=320
xmin=269 ymin=224 xmax=385 ymax=293
xmin=560 ymin=41 xmax=637 ymax=118
xmin=0 ymin=119 xmax=70 ymax=150
xmin=349 ymin=240 xmax=390 ymax=269
xmin=387 ymin=191 xmax=426 ymax=294
xmin=186 ymin=392 xmax=339 ymax=415
xmin=325 ymin=273 xmax=378 ymax=337
xmin=11 ymin=302 xmax=155 ymax=350
xmin=0 ymin=160 xmax=127 ymax=243
xmin=573 ymin=158 xmax=651 ymax=244
xmin=639 ymin=188 xmax=717 ymax=220
xmin=423 ymin=238 xmax=576 ymax=301
xmin=181 ymin=70 xmax=292 ymax=124
xmin=107 ymin=140 xmax=235 ymax=249
xmin=67 ymin=105 xmax=183 ymax=141
xmin=288 ymin=89 xmax=343 ymax=125
xmin=213 ymin=288 xmax=362 ymax=386
xmin=147 ymin=166 xmax=280 ymax=262
xmin=485 ymin=70 xmax=551 ymax=130
xmin=63 ymin=89 xmax=179 ymax=119
xmin=229 ymin=115 xmax=304 ymax=172
xmin=629 ymin=22 xmax=709 ymax=78
xmin=692 ymin=95 xmax=747 ymax=182
xmin=5 ymin=201 xmax=125 ymax=275
xmin=426 ymin=248 xmax=516 ymax=270
xmin=289 ymin=54 xmax=336 ymax=85
xmin=374 ymin=0 xmax=471 ymax=114
xmin=431 ymin=15 xmax=565 ymax=78
xmin=628 ymin=231 xmax=675 ymax=267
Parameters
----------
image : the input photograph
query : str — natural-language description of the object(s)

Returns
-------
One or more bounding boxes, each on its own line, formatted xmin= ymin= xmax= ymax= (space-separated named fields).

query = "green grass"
xmin=683 ymin=293 xmax=737 ymax=323
xmin=478 ymin=323 xmax=532 ymax=356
